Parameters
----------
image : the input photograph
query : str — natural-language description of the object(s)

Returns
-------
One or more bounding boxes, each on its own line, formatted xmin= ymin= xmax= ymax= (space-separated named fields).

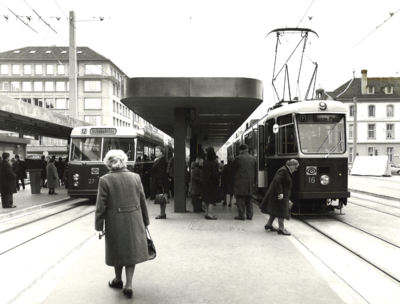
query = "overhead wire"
xmin=339 ymin=8 xmax=400 ymax=59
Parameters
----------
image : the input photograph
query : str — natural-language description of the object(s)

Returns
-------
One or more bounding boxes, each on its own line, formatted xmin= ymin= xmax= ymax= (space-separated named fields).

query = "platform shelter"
xmin=122 ymin=77 xmax=263 ymax=212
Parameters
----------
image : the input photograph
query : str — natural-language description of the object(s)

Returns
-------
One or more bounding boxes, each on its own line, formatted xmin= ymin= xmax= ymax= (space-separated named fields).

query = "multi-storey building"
xmin=0 ymin=46 xmax=149 ymax=155
xmin=323 ymin=70 xmax=400 ymax=165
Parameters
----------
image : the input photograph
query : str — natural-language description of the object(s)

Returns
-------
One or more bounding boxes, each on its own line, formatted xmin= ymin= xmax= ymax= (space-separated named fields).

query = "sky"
xmin=1 ymin=0 xmax=399 ymax=126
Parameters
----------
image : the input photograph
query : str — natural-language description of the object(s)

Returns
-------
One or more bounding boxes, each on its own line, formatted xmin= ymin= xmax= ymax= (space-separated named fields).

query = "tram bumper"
xmin=297 ymin=191 xmax=351 ymax=199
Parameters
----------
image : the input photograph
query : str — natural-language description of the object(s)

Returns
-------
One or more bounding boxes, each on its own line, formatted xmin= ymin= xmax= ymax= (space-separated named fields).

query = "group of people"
xmin=94 ymin=147 xmax=299 ymax=299
xmin=40 ymin=155 xmax=69 ymax=195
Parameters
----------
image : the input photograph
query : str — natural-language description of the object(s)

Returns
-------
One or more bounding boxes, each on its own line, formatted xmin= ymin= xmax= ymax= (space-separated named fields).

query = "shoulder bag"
xmin=146 ymin=227 xmax=156 ymax=260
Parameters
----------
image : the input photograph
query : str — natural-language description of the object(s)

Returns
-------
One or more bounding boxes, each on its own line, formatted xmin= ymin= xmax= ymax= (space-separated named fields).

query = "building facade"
xmin=324 ymin=70 xmax=400 ymax=165
xmin=0 ymin=46 xmax=154 ymax=156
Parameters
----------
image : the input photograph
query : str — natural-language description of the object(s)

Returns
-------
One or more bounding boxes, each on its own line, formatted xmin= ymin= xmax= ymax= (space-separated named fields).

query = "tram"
xmin=67 ymin=126 xmax=173 ymax=198
xmin=228 ymin=99 xmax=350 ymax=214
xmin=226 ymin=28 xmax=350 ymax=213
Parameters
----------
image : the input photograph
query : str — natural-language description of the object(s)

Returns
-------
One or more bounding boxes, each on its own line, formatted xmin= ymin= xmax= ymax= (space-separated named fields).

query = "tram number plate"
xmin=308 ymin=177 xmax=316 ymax=184
xmin=88 ymin=179 xmax=96 ymax=184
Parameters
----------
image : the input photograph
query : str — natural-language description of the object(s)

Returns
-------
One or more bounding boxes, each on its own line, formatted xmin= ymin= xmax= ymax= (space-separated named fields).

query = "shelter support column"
xmin=173 ymin=108 xmax=187 ymax=213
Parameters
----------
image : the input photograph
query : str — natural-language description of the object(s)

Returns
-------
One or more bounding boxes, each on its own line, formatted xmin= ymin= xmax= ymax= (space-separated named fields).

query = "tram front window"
xmin=297 ymin=114 xmax=345 ymax=154
xmin=103 ymin=137 xmax=135 ymax=161
xmin=70 ymin=138 xmax=102 ymax=161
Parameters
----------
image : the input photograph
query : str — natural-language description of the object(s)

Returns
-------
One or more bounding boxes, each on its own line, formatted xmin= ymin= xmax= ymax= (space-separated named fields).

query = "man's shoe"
xmin=234 ymin=216 xmax=245 ymax=221
xmin=246 ymin=216 xmax=252 ymax=220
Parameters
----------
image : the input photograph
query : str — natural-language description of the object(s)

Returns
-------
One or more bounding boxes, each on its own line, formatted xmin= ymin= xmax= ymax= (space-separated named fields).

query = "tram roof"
xmin=121 ymin=77 xmax=263 ymax=151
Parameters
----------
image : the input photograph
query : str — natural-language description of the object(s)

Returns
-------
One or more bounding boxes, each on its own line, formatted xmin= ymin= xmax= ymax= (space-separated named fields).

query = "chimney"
xmin=361 ymin=70 xmax=368 ymax=95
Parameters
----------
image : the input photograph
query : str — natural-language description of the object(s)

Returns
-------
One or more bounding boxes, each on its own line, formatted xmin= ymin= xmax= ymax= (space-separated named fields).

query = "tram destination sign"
xmin=313 ymin=114 xmax=342 ymax=123
xmin=90 ymin=128 xmax=117 ymax=135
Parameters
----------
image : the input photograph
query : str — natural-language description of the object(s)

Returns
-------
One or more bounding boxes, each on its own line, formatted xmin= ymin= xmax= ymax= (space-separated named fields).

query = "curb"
xmin=0 ymin=198 xmax=75 ymax=223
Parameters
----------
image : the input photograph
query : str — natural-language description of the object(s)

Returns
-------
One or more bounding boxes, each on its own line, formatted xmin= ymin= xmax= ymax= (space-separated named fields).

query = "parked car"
xmin=390 ymin=165 xmax=400 ymax=175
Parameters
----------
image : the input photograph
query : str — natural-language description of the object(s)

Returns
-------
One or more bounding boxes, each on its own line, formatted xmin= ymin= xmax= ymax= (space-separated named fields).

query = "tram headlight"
xmin=320 ymin=175 xmax=330 ymax=186
xmin=73 ymin=174 xmax=79 ymax=181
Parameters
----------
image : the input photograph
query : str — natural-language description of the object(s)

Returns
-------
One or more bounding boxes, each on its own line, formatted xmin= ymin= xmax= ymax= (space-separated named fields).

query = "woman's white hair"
xmin=104 ymin=149 xmax=127 ymax=170
xmin=286 ymin=159 xmax=299 ymax=167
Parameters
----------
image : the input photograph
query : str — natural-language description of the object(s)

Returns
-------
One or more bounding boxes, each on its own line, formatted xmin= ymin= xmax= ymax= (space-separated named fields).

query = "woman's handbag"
xmin=146 ymin=227 xmax=156 ymax=260
xmin=154 ymin=185 xmax=169 ymax=204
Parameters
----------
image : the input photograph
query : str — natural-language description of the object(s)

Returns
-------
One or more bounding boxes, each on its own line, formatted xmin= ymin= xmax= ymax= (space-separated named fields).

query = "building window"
xmin=84 ymin=116 xmax=101 ymax=125
xmin=387 ymin=147 xmax=394 ymax=163
xmin=55 ymin=81 xmax=65 ymax=91
xmin=84 ymin=81 xmax=101 ymax=92
xmin=12 ymin=64 xmax=20 ymax=75
xmin=23 ymin=65 xmax=32 ymax=75
xmin=349 ymin=147 xmax=353 ymax=163
xmin=113 ymin=100 xmax=116 ymax=112
xmin=367 ymin=86 xmax=374 ymax=94
xmin=35 ymin=64 xmax=43 ymax=75
xmin=349 ymin=105 xmax=354 ymax=117
xmin=46 ymin=64 xmax=54 ymax=75
xmin=57 ymin=65 xmax=65 ymax=75
xmin=45 ymin=81 xmax=54 ymax=91
xmin=368 ymin=105 xmax=375 ymax=117
xmin=1 ymin=64 xmax=8 ymax=75
xmin=33 ymin=82 xmax=43 ymax=92
xmin=368 ymin=124 xmax=375 ymax=139
xmin=85 ymin=64 xmax=101 ymax=75
xmin=349 ymin=124 xmax=353 ymax=139
xmin=0 ymin=82 xmax=9 ymax=91
xmin=384 ymin=86 xmax=393 ymax=94
xmin=387 ymin=105 xmax=394 ymax=117
xmin=56 ymin=98 xmax=69 ymax=109
xmin=45 ymin=98 xmax=55 ymax=109
xmin=22 ymin=81 xmax=31 ymax=91
xmin=33 ymin=98 xmax=44 ymax=107
xmin=11 ymin=82 xmax=20 ymax=91
xmin=22 ymin=98 xmax=32 ymax=104
xmin=367 ymin=147 xmax=374 ymax=156
xmin=386 ymin=124 xmax=394 ymax=139
xmin=84 ymin=98 xmax=101 ymax=109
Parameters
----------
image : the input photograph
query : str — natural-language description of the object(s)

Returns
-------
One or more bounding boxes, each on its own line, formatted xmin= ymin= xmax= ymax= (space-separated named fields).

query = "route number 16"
xmin=308 ymin=177 xmax=316 ymax=183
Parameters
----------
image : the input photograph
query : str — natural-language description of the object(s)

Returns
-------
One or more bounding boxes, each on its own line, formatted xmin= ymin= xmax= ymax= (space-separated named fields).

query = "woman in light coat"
xmin=46 ymin=158 xmax=59 ymax=195
xmin=95 ymin=150 xmax=150 ymax=299
xmin=259 ymin=159 xmax=299 ymax=236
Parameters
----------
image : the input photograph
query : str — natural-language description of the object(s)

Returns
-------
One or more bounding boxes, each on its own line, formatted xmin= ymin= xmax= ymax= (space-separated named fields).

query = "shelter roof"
xmin=122 ymin=77 xmax=263 ymax=151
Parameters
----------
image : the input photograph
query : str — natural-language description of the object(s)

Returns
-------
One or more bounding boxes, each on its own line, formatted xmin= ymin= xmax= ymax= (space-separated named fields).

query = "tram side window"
xmin=70 ymin=137 xmax=102 ymax=161
xmin=265 ymin=119 xmax=275 ymax=157
xmin=137 ymin=139 xmax=144 ymax=161
xmin=278 ymin=114 xmax=297 ymax=155
xmin=143 ymin=141 xmax=150 ymax=161
xmin=258 ymin=125 xmax=265 ymax=170
xmin=103 ymin=138 xmax=136 ymax=161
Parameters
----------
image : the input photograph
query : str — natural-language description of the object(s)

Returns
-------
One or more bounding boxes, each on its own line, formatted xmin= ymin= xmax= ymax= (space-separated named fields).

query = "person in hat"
xmin=231 ymin=144 xmax=257 ymax=220
xmin=0 ymin=153 xmax=17 ymax=208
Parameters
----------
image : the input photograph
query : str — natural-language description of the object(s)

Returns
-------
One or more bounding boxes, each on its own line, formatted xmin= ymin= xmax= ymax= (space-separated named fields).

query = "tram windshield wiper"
xmin=325 ymin=133 xmax=343 ymax=158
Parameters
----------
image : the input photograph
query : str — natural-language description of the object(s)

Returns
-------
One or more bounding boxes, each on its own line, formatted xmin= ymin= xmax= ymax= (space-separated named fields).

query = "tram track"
xmin=293 ymin=214 xmax=400 ymax=284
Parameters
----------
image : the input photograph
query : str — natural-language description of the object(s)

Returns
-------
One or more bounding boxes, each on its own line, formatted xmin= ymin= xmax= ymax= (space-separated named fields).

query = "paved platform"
xmin=3 ymin=175 xmax=399 ymax=303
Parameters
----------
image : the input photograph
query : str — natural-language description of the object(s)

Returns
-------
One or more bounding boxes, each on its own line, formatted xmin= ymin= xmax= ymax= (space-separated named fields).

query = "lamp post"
xmin=353 ymin=97 xmax=357 ymax=162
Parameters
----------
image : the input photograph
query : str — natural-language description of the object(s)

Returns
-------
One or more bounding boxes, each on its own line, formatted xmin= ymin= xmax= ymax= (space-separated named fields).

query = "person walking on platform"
xmin=11 ymin=158 xmax=19 ymax=191
xmin=40 ymin=155 xmax=47 ymax=188
xmin=95 ymin=149 xmax=150 ymax=299
xmin=150 ymin=146 xmax=169 ymax=219
xmin=259 ymin=159 xmax=299 ymax=236
xmin=46 ymin=158 xmax=59 ymax=195
xmin=202 ymin=147 xmax=220 ymax=220
xmin=191 ymin=157 xmax=204 ymax=213
xmin=232 ymin=144 xmax=257 ymax=220
xmin=15 ymin=155 xmax=27 ymax=190
xmin=167 ymin=156 xmax=174 ymax=198
xmin=0 ymin=153 xmax=17 ymax=208
xmin=221 ymin=156 xmax=235 ymax=207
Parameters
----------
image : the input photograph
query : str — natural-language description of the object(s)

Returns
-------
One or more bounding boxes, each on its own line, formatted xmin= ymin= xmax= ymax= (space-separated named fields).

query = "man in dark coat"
xmin=15 ymin=155 xmax=27 ymax=190
xmin=0 ymin=153 xmax=17 ymax=208
xmin=231 ymin=144 xmax=257 ymax=220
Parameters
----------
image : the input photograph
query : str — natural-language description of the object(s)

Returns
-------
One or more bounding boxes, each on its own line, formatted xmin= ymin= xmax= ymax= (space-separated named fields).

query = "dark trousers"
xmin=236 ymin=195 xmax=253 ymax=219
xmin=192 ymin=194 xmax=202 ymax=212
xmin=1 ymin=193 xmax=13 ymax=208
xmin=16 ymin=178 xmax=25 ymax=190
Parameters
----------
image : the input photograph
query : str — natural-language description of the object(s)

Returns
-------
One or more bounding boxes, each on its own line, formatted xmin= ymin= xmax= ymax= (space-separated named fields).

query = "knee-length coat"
xmin=150 ymin=156 xmax=169 ymax=200
xmin=46 ymin=163 xmax=59 ymax=189
xmin=95 ymin=168 xmax=150 ymax=266
xmin=259 ymin=165 xmax=293 ymax=220
xmin=202 ymin=159 xmax=220 ymax=204
xmin=0 ymin=160 xmax=17 ymax=195
xmin=221 ymin=162 xmax=235 ymax=195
